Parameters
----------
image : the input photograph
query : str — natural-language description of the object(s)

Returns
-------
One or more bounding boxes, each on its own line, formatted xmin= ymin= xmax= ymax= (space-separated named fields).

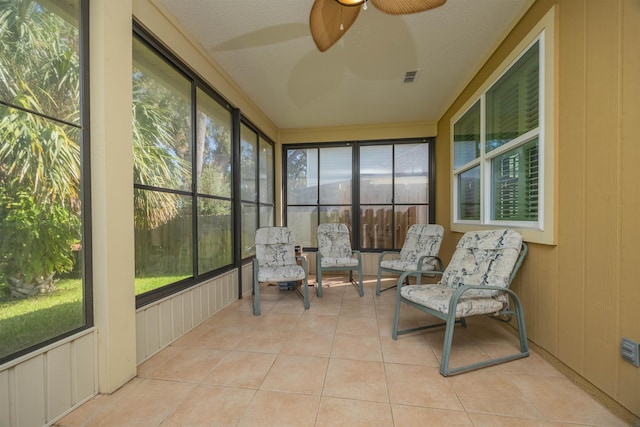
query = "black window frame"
xmin=283 ymin=137 xmax=436 ymax=252
xmin=238 ymin=117 xmax=276 ymax=260
xmin=0 ymin=0 xmax=93 ymax=365
xmin=133 ymin=22 xmax=263 ymax=308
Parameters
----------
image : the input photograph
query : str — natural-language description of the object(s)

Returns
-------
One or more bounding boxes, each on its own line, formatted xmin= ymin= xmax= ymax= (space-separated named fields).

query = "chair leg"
xmin=302 ymin=276 xmax=310 ymax=309
xmin=357 ymin=267 xmax=364 ymax=297
xmin=253 ymin=280 xmax=260 ymax=316
xmin=376 ymin=268 xmax=382 ymax=296
xmin=439 ymin=312 xmax=458 ymax=375
xmin=316 ymin=267 xmax=323 ymax=297
xmin=440 ymin=292 xmax=529 ymax=376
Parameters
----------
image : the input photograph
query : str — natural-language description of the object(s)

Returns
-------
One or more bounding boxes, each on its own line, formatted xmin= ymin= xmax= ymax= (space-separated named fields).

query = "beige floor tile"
xmin=237 ymin=390 xmax=321 ymax=427
xmin=295 ymin=313 xmax=339 ymax=334
xmin=55 ymin=389 xmax=126 ymax=427
xmin=316 ymin=397 xmax=394 ymax=427
xmin=136 ymin=345 xmax=182 ymax=378
xmin=56 ymin=275 xmax=631 ymax=427
xmin=307 ymin=298 xmax=343 ymax=315
xmin=323 ymin=359 xmax=389 ymax=403
xmin=234 ymin=328 xmax=291 ymax=353
xmin=331 ymin=333 xmax=383 ymax=362
xmin=380 ymin=335 xmax=439 ymax=366
xmin=84 ymin=378 xmax=195 ymax=426
xmin=335 ymin=315 xmax=380 ymax=336
xmin=466 ymin=412 xmax=576 ymax=427
xmin=271 ymin=296 xmax=309 ymax=314
xmin=448 ymin=370 xmax=544 ymax=419
xmin=391 ymin=404 xmax=473 ymax=426
xmin=487 ymin=344 xmax=563 ymax=377
xmin=163 ymin=384 xmax=256 ymax=426
xmin=512 ymin=374 xmax=630 ymax=426
xmin=252 ymin=312 xmax=303 ymax=331
xmin=340 ymin=300 xmax=377 ymax=318
xmin=377 ymin=314 xmax=421 ymax=338
xmin=202 ymin=350 xmax=276 ymax=388
xmin=260 ymin=354 xmax=328 ymax=395
xmin=281 ymin=331 xmax=334 ymax=358
xmin=385 ymin=363 xmax=464 ymax=410
xmin=147 ymin=347 xmax=229 ymax=383
xmin=185 ymin=323 xmax=250 ymax=350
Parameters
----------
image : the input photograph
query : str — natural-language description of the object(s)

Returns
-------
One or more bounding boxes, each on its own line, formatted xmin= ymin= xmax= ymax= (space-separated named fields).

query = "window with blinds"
xmin=452 ymin=37 xmax=541 ymax=227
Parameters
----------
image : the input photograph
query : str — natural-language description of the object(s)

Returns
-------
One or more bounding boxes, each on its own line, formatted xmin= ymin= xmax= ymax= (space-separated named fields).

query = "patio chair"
xmin=253 ymin=226 xmax=309 ymax=315
xmin=316 ymin=223 xmax=364 ymax=297
xmin=392 ymin=229 xmax=528 ymax=376
xmin=376 ymin=223 xmax=444 ymax=295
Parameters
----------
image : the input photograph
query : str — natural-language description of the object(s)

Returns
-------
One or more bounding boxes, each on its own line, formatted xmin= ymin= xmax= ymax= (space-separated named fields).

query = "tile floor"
xmin=57 ymin=276 xmax=633 ymax=427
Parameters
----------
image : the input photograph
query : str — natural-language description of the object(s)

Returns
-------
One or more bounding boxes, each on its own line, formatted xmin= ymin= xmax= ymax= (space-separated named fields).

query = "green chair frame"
xmin=316 ymin=223 xmax=364 ymax=297
xmin=376 ymin=224 xmax=445 ymax=295
xmin=252 ymin=227 xmax=310 ymax=316
xmin=392 ymin=237 xmax=528 ymax=376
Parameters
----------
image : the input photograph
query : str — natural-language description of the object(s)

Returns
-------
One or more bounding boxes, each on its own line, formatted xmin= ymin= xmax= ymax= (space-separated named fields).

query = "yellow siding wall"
xmin=436 ymin=0 xmax=639 ymax=416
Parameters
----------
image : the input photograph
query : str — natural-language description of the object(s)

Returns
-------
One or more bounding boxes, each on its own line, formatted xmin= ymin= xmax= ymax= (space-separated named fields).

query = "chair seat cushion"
xmin=321 ymin=256 xmax=359 ymax=268
xmin=257 ymin=264 xmax=306 ymax=282
xmin=401 ymin=284 xmax=505 ymax=317
xmin=380 ymin=258 xmax=438 ymax=272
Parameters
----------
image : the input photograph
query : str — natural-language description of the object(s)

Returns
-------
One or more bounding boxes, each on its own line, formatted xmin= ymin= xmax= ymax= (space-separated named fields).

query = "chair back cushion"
xmin=317 ymin=223 xmax=353 ymax=259
xmin=440 ymin=229 xmax=523 ymax=294
xmin=399 ymin=224 xmax=444 ymax=263
xmin=255 ymin=227 xmax=297 ymax=267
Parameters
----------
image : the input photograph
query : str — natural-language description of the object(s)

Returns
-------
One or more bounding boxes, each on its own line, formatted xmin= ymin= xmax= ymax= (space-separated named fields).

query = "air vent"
xmin=621 ymin=337 xmax=640 ymax=367
xmin=403 ymin=69 xmax=421 ymax=84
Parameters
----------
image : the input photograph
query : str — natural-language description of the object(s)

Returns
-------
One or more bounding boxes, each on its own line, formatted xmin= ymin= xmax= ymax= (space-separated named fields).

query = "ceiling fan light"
xmin=335 ymin=0 xmax=365 ymax=6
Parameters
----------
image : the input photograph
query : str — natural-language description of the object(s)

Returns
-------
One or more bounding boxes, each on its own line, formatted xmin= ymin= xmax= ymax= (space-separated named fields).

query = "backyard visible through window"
xmin=285 ymin=139 xmax=433 ymax=251
xmin=0 ymin=0 xmax=89 ymax=363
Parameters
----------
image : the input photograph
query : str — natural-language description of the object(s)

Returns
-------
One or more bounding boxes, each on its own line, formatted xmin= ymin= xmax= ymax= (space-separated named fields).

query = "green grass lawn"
xmin=0 ymin=275 xmax=188 ymax=360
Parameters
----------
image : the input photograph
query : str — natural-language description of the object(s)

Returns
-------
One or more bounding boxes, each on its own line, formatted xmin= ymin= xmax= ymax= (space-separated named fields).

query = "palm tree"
xmin=0 ymin=0 xmax=82 ymax=296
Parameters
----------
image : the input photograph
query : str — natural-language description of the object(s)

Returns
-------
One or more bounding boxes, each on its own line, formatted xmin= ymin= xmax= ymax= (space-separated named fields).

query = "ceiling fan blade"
xmin=310 ymin=0 xmax=360 ymax=52
xmin=370 ymin=0 xmax=446 ymax=15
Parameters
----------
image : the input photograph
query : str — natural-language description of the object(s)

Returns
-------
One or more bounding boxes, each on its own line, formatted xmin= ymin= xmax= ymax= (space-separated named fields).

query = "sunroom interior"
xmin=0 ymin=0 xmax=639 ymax=425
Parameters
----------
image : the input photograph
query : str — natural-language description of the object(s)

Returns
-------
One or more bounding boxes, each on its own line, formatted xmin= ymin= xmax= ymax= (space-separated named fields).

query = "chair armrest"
xmin=296 ymin=255 xmax=308 ymax=273
xmin=378 ymin=250 xmax=400 ymax=263
xmin=395 ymin=269 xmax=440 ymax=293
xmin=352 ymin=250 xmax=362 ymax=262
xmin=447 ymin=284 xmax=519 ymax=316
xmin=416 ymin=255 xmax=444 ymax=272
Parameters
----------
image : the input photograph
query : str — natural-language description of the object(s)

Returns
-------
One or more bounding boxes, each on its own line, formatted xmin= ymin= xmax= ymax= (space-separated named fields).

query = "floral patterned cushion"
xmin=257 ymin=264 xmax=306 ymax=282
xmin=317 ymin=223 xmax=359 ymax=268
xmin=401 ymin=284 xmax=505 ymax=316
xmin=321 ymin=256 xmax=359 ymax=268
xmin=439 ymin=229 xmax=522 ymax=297
xmin=399 ymin=224 xmax=444 ymax=263
xmin=400 ymin=229 xmax=523 ymax=317
xmin=255 ymin=227 xmax=297 ymax=268
xmin=379 ymin=258 xmax=439 ymax=272
xmin=317 ymin=223 xmax=354 ymax=259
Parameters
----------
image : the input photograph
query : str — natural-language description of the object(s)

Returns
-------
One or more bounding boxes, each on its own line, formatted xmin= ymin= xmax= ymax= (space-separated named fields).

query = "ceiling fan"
xmin=310 ymin=0 xmax=447 ymax=52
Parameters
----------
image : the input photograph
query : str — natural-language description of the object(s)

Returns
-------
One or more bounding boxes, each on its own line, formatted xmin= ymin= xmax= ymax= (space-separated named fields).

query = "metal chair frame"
xmin=392 ymin=241 xmax=528 ymax=376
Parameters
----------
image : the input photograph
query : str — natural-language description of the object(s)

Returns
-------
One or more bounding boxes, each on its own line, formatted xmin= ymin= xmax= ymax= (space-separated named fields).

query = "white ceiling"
xmin=157 ymin=0 xmax=530 ymax=130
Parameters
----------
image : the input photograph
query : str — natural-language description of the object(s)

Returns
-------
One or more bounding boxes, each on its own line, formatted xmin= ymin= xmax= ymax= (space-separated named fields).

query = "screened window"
xmin=453 ymin=37 xmax=543 ymax=230
xmin=240 ymin=122 xmax=275 ymax=258
xmin=360 ymin=142 xmax=430 ymax=249
xmin=0 ymin=0 xmax=90 ymax=364
xmin=286 ymin=145 xmax=353 ymax=248
xmin=133 ymin=28 xmax=237 ymax=303
xmin=285 ymin=139 xmax=433 ymax=250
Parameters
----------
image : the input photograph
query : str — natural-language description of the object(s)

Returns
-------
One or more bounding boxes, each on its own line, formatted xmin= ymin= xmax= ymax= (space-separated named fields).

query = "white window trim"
xmin=450 ymin=6 xmax=556 ymax=245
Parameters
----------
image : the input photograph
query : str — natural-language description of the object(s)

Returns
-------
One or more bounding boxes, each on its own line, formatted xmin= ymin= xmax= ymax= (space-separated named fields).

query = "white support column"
xmin=90 ymin=0 xmax=137 ymax=393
